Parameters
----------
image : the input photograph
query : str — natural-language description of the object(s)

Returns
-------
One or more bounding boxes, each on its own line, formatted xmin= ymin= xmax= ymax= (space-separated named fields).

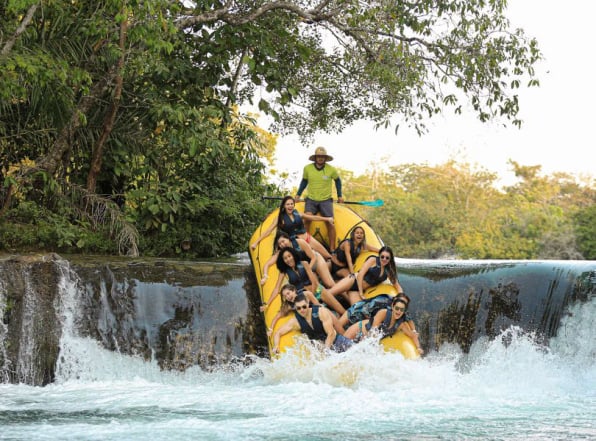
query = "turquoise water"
xmin=1 ymin=297 xmax=594 ymax=440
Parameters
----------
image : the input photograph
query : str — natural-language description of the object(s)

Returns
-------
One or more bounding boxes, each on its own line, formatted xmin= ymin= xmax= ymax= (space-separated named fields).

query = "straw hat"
xmin=309 ymin=146 xmax=333 ymax=161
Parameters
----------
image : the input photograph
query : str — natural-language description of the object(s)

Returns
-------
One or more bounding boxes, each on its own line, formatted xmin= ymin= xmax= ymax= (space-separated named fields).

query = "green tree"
xmin=574 ymin=204 xmax=596 ymax=260
xmin=374 ymin=161 xmax=505 ymax=258
xmin=346 ymin=159 xmax=593 ymax=260
xmin=1 ymin=0 xmax=542 ymax=257
xmin=175 ymin=0 xmax=540 ymax=138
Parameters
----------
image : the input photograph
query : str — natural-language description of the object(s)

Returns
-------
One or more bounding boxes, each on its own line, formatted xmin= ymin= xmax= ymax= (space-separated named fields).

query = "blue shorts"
xmin=305 ymin=198 xmax=334 ymax=217
xmin=332 ymin=334 xmax=353 ymax=352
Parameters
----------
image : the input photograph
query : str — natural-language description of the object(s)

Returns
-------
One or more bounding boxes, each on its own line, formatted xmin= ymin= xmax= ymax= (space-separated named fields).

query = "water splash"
xmin=550 ymin=296 xmax=596 ymax=370
xmin=0 ymin=277 xmax=10 ymax=383
xmin=53 ymin=259 xmax=90 ymax=383
xmin=1 ymin=299 xmax=592 ymax=440
xmin=15 ymin=267 xmax=39 ymax=384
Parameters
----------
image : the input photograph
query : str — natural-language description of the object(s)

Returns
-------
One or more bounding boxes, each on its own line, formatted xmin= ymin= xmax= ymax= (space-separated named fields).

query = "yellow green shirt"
xmin=300 ymin=163 xmax=340 ymax=201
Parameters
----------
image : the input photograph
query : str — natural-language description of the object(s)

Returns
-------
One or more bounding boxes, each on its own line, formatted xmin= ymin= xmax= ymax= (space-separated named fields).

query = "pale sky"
xmin=269 ymin=0 xmax=596 ymax=188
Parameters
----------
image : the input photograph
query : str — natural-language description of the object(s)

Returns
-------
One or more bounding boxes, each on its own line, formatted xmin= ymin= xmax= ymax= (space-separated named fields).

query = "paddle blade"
xmin=343 ymin=199 xmax=384 ymax=207
xmin=359 ymin=199 xmax=384 ymax=207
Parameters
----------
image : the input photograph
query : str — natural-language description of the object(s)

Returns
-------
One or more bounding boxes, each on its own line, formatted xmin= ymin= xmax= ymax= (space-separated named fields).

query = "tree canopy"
xmin=176 ymin=0 xmax=541 ymax=138
xmin=1 ymin=0 xmax=542 ymax=257
xmin=340 ymin=161 xmax=595 ymax=260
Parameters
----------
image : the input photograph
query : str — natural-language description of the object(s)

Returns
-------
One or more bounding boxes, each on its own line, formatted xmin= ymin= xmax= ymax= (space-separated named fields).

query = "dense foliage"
xmin=339 ymin=161 xmax=596 ymax=260
xmin=1 ymin=0 xmax=542 ymax=257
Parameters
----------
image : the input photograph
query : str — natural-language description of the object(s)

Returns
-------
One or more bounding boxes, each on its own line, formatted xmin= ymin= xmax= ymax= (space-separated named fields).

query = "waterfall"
xmin=550 ymin=295 xmax=596 ymax=366
xmin=15 ymin=268 xmax=38 ymax=384
xmin=0 ymin=277 xmax=10 ymax=383
xmin=0 ymin=254 xmax=594 ymax=386
xmin=53 ymin=258 xmax=88 ymax=382
xmin=0 ymin=255 xmax=64 ymax=385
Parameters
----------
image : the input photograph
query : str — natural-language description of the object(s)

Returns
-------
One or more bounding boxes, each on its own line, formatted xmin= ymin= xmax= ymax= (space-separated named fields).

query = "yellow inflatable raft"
xmin=248 ymin=201 xmax=419 ymax=360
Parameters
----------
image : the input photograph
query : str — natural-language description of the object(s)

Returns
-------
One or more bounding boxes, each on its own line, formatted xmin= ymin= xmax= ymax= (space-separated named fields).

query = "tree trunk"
xmin=86 ymin=14 xmax=128 ymax=193
xmin=1 ymin=3 xmax=39 ymax=55
xmin=35 ymin=75 xmax=111 ymax=176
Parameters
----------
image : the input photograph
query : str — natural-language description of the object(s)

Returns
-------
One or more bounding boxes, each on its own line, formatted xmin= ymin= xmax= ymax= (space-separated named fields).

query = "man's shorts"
xmin=332 ymin=334 xmax=353 ymax=353
xmin=305 ymin=198 xmax=334 ymax=217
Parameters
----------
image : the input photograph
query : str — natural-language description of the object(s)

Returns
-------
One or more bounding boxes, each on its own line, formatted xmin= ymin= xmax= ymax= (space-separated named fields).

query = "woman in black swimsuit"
xmin=250 ymin=196 xmax=332 ymax=258
xmin=321 ymin=246 xmax=403 ymax=315
xmin=261 ymin=247 xmax=320 ymax=313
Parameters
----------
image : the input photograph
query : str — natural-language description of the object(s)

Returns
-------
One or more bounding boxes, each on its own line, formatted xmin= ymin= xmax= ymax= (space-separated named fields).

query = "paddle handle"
xmin=262 ymin=196 xmax=383 ymax=207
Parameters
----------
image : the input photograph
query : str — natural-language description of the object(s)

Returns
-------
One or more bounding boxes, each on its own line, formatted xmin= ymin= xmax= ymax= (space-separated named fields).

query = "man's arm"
xmin=319 ymin=308 xmax=337 ymax=349
xmin=334 ymin=176 xmax=343 ymax=202
xmin=296 ymin=178 xmax=308 ymax=199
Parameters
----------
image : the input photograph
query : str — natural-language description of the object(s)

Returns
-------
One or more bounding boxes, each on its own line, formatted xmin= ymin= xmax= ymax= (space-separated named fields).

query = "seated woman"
xmin=344 ymin=295 xmax=423 ymax=355
xmin=330 ymin=226 xmax=379 ymax=279
xmin=321 ymin=246 xmax=403 ymax=315
xmin=250 ymin=196 xmax=332 ymax=259
xmin=260 ymin=247 xmax=321 ymax=313
xmin=260 ymin=232 xmax=335 ymax=289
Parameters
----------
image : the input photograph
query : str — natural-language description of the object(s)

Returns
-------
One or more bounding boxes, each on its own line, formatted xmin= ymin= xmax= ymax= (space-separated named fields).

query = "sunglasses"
xmin=393 ymin=305 xmax=405 ymax=312
xmin=380 ymin=255 xmax=391 ymax=260
xmin=295 ymin=304 xmax=309 ymax=311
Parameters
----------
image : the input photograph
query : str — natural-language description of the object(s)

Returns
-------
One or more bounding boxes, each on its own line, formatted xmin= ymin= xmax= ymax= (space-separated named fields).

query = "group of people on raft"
xmin=250 ymin=195 xmax=423 ymax=356
xmin=250 ymin=146 xmax=423 ymax=355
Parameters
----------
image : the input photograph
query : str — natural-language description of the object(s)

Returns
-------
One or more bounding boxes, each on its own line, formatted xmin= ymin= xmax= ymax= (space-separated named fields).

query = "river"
xmin=0 ymin=254 xmax=594 ymax=440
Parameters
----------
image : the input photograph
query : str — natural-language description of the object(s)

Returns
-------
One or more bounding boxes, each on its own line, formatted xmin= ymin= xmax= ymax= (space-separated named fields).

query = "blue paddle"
xmin=262 ymin=196 xmax=384 ymax=207
xmin=342 ymin=199 xmax=384 ymax=207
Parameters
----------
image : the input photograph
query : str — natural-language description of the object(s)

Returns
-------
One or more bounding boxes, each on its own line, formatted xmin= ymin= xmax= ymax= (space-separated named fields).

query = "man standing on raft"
xmin=296 ymin=146 xmax=344 ymax=252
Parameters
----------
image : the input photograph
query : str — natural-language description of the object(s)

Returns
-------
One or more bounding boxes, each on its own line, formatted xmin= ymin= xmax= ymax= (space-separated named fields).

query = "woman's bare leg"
xmin=344 ymin=319 xmax=370 ymax=340
xmin=315 ymin=254 xmax=335 ymax=288
xmin=309 ymin=236 xmax=332 ymax=259
xmin=319 ymin=275 xmax=354 ymax=315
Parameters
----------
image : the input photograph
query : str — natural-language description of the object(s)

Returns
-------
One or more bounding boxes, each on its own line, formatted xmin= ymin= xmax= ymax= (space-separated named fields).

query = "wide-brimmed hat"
xmin=309 ymin=146 xmax=333 ymax=161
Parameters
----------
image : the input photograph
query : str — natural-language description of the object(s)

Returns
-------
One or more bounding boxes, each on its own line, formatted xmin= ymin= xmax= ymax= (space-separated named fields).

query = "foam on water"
xmin=1 ymin=272 xmax=594 ymax=440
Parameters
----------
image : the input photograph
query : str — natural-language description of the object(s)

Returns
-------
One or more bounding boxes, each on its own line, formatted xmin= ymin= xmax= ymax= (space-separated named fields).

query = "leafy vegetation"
xmin=338 ymin=161 xmax=596 ymax=260
xmin=0 ymin=0 xmax=554 ymax=258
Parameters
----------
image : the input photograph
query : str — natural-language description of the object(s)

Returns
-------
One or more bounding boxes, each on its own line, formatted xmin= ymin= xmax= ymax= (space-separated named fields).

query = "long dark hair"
xmin=276 ymin=196 xmax=295 ymax=231
xmin=392 ymin=294 xmax=409 ymax=311
xmin=379 ymin=245 xmax=397 ymax=284
xmin=349 ymin=226 xmax=367 ymax=248
xmin=274 ymin=231 xmax=292 ymax=251
xmin=276 ymin=246 xmax=301 ymax=273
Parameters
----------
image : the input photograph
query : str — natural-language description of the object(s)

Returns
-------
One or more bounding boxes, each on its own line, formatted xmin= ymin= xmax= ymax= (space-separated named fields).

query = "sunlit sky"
xmin=267 ymin=0 xmax=596 ymax=188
